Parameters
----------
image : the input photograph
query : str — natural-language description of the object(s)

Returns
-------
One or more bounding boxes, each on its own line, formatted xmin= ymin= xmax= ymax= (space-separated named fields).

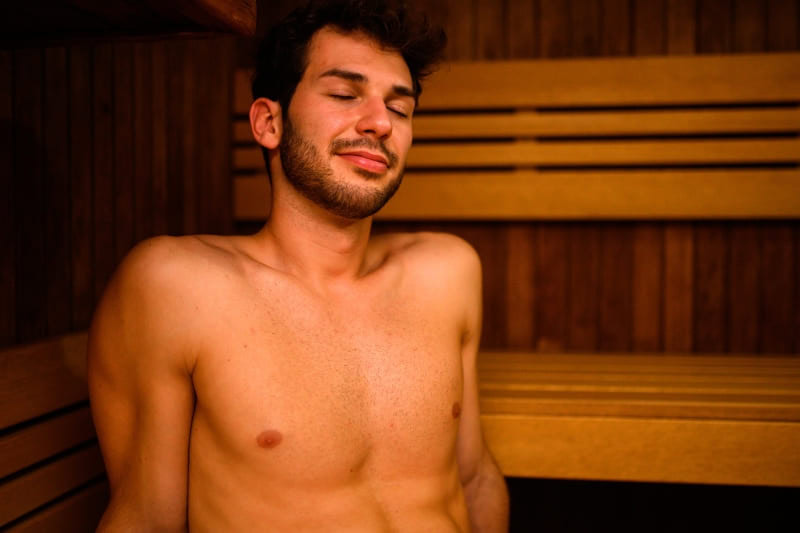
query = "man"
xmin=88 ymin=0 xmax=509 ymax=531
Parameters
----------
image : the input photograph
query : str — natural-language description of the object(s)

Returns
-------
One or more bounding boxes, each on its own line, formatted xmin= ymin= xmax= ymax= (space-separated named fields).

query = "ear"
xmin=250 ymin=97 xmax=283 ymax=150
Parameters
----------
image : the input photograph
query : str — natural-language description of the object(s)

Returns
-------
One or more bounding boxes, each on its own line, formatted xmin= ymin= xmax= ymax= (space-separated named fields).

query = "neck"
xmin=250 ymin=178 xmax=376 ymax=293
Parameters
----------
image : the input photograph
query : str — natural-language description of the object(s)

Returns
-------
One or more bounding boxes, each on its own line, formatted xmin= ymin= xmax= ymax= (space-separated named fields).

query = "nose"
xmin=355 ymin=96 xmax=392 ymax=139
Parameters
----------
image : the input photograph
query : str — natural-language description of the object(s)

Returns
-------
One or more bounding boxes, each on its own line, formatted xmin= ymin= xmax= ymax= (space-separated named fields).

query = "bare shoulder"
xmin=385 ymin=231 xmax=481 ymax=280
xmin=89 ymin=235 xmax=241 ymax=369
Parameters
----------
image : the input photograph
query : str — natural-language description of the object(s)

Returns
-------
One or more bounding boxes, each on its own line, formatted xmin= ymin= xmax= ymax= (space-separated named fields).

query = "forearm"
xmin=462 ymin=452 xmax=509 ymax=533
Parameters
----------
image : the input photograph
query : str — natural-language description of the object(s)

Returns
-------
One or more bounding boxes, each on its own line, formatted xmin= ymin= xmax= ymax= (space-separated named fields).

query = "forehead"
xmin=303 ymin=27 xmax=412 ymax=86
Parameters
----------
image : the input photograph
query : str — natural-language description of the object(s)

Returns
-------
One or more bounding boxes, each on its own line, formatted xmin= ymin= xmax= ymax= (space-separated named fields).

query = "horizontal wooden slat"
xmin=232 ymin=108 xmax=800 ymax=142
xmin=5 ymin=480 xmax=108 ymax=533
xmin=0 ymin=406 xmax=95 ymax=479
xmin=381 ymin=170 xmax=800 ymax=219
xmin=482 ymin=414 xmax=800 ymax=486
xmin=419 ymin=53 xmax=800 ymax=109
xmin=411 ymin=108 xmax=800 ymax=138
xmin=233 ymin=139 xmax=800 ymax=170
xmin=0 ymin=333 xmax=89 ymax=429
xmin=234 ymin=169 xmax=800 ymax=220
xmin=0 ymin=444 xmax=104 ymax=527
xmin=233 ymin=54 xmax=800 ymax=113
xmin=405 ymin=139 xmax=800 ymax=167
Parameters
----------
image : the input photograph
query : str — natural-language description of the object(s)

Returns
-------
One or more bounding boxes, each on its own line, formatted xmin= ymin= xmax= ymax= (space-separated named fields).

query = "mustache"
xmin=330 ymin=138 xmax=399 ymax=169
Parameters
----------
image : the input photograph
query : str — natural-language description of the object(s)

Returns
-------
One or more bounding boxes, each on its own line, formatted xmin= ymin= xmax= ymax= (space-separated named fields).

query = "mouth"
xmin=336 ymin=150 xmax=390 ymax=173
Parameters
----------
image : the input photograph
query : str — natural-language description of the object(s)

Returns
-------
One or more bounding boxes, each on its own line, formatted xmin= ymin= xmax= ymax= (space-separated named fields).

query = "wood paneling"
xmin=1 ymin=35 xmax=235 ymax=348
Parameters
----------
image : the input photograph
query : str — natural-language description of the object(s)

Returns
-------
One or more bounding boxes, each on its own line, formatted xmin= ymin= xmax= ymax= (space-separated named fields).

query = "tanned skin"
xmin=88 ymin=27 xmax=509 ymax=532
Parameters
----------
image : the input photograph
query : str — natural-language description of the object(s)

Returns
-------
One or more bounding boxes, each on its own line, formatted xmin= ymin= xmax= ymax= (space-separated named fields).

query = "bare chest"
xmin=190 ymin=283 xmax=465 ymax=483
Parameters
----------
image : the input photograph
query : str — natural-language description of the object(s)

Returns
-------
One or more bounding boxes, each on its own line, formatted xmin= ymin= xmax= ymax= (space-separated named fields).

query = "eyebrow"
xmin=318 ymin=68 xmax=416 ymax=100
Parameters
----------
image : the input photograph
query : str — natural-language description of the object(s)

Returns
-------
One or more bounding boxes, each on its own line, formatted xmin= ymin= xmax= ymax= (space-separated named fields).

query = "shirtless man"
xmin=88 ymin=1 xmax=509 ymax=531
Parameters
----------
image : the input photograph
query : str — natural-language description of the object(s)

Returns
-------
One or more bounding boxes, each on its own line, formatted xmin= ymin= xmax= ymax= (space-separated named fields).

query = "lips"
xmin=337 ymin=150 xmax=389 ymax=173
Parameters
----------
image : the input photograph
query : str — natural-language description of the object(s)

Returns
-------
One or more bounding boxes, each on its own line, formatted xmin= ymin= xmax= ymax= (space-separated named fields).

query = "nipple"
xmin=256 ymin=429 xmax=283 ymax=449
xmin=452 ymin=402 xmax=461 ymax=419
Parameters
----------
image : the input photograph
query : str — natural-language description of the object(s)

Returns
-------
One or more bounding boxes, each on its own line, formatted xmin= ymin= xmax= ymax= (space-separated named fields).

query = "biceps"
xmin=89 ymin=339 xmax=195 ymax=516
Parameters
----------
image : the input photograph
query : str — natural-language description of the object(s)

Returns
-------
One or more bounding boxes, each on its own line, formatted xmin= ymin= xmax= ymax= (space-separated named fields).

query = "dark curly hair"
xmin=252 ymin=0 xmax=446 ymax=114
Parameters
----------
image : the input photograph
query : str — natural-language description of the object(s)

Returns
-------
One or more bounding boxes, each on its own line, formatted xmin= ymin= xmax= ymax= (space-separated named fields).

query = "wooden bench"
xmin=479 ymin=352 xmax=800 ymax=487
xmin=229 ymin=52 xmax=800 ymax=487
xmin=232 ymin=52 xmax=800 ymax=220
xmin=0 ymin=334 xmax=107 ymax=532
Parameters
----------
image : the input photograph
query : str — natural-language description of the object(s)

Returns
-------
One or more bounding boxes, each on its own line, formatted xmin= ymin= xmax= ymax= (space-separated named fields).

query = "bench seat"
xmin=478 ymin=352 xmax=800 ymax=487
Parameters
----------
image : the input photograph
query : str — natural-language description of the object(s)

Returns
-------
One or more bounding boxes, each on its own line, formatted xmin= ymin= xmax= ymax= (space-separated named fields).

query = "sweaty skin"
xmin=88 ymin=27 xmax=506 ymax=533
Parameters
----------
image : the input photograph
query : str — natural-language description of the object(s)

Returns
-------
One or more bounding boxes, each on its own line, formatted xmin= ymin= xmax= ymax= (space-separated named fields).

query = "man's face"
xmin=278 ymin=27 xmax=415 ymax=219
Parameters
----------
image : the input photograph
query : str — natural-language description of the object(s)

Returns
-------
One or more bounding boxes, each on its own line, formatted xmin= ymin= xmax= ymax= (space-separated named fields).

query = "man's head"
xmin=250 ymin=0 xmax=445 ymax=219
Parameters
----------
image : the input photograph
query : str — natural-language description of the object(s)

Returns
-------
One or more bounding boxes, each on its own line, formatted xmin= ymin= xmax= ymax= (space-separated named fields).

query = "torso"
xmin=177 ymin=232 xmax=471 ymax=531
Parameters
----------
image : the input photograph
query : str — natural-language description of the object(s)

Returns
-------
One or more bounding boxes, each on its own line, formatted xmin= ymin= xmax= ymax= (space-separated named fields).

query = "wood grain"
xmin=634 ymin=0 xmax=666 ymax=54
xmin=93 ymin=43 xmax=115 ymax=304
xmin=536 ymin=225 xmax=569 ymax=351
xmin=0 ymin=444 xmax=104 ymax=526
xmin=505 ymin=224 xmax=537 ymax=348
xmin=43 ymin=48 xmax=71 ymax=339
xmin=113 ymin=42 xmax=135 ymax=264
xmin=0 ymin=51 xmax=13 ymax=346
xmin=69 ymin=45 xmax=94 ymax=330
xmin=761 ymin=223 xmax=795 ymax=353
xmin=728 ymin=224 xmax=760 ymax=353
xmin=632 ymin=224 xmax=663 ymax=351
xmin=567 ymin=224 xmax=600 ymax=350
xmin=5 ymin=480 xmax=108 ymax=533
xmin=694 ymin=224 xmax=728 ymax=353
xmin=13 ymin=48 xmax=46 ymax=343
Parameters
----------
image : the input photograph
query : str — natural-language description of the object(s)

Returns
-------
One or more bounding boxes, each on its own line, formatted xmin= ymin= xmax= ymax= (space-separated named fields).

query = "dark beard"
xmin=279 ymin=118 xmax=405 ymax=220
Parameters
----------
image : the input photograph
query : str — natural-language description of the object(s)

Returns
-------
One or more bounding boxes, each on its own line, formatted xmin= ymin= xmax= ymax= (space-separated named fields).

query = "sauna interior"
xmin=2 ymin=0 xmax=799 ymax=531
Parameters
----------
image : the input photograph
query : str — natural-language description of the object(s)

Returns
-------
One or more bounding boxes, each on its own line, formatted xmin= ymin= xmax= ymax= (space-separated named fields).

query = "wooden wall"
xmin=256 ymin=0 xmax=800 ymax=355
xmin=0 ymin=35 xmax=235 ymax=349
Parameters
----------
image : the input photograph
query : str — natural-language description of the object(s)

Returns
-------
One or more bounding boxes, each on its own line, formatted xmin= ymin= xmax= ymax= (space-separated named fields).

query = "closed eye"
xmin=330 ymin=94 xmax=355 ymax=100
xmin=389 ymin=107 xmax=409 ymax=118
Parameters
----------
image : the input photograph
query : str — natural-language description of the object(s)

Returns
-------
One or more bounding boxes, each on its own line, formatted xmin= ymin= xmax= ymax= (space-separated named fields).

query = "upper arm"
xmin=443 ymin=237 xmax=488 ymax=485
xmin=88 ymin=237 xmax=196 ymax=530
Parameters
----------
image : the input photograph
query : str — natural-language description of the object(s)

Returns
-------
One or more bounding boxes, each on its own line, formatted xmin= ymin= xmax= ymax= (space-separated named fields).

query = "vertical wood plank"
xmin=728 ymin=224 xmax=760 ymax=353
xmin=601 ymin=0 xmax=632 ymax=55
xmin=540 ymin=0 xmax=572 ymax=57
xmin=43 ymin=47 xmax=72 ymax=337
xmin=632 ymin=224 xmax=663 ymax=352
xmin=664 ymin=224 xmax=693 ymax=351
xmin=766 ymin=0 xmax=799 ymax=50
xmin=505 ymin=224 xmax=536 ymax=349
xmin=634 ymin=0 xmax=667 ymax=54
xmin=507 ymin=0 xmax=538 ymax=58
xmin=599 ymin=224 xmax=633 ymax=351
xmin=13 ymin=48 xmax=46 ymax=343
xmin=69 ymin=45 xmax=94 ymax=330
xmin=536 ymin=224 xmax=569 ymax=351
xmin=132 ymin=41 xmax=153 ymax=243
xmin=0 ymin=51 xmax=15 ymax=345
xmin=733 ymin=0 xmax=767 ymax=51
xmin=693 ymin=224 xmax=727 ymax=353
xmin=760 ymin=224 xmax=795 ymax=353
xmin=452 ymin=224 xmax=508 ymax=349
xmin=194 ymin=38 xmax=213 ymax=234
xmin=443 ymin=0 xmax=476 ymax=60
xmin=667 ymin=0 xmax=697 ymax=53
xmin=697 ymin=0 xmax=733 ymax=53
xmin=113 ymin=43 xmax=135 ymax=263
xmin=151 ymin=40 xmax=168 ymax=237
xmin=571 ymin=0 xmax=602 ymax=56
xmin=93 ymin=43 xmax=115 ymax=305
xmin=567 ymin=224 xmax=599 ymax=351
xmin=181 ymin=40 xmax=198 ymax=234
xmin=165 ymin=40 xmax=185 ymax=235
xmin=476 ymin=0 xmax=506 ymax=59
xmin=213 ymin=37 xmax=234 ymax=234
